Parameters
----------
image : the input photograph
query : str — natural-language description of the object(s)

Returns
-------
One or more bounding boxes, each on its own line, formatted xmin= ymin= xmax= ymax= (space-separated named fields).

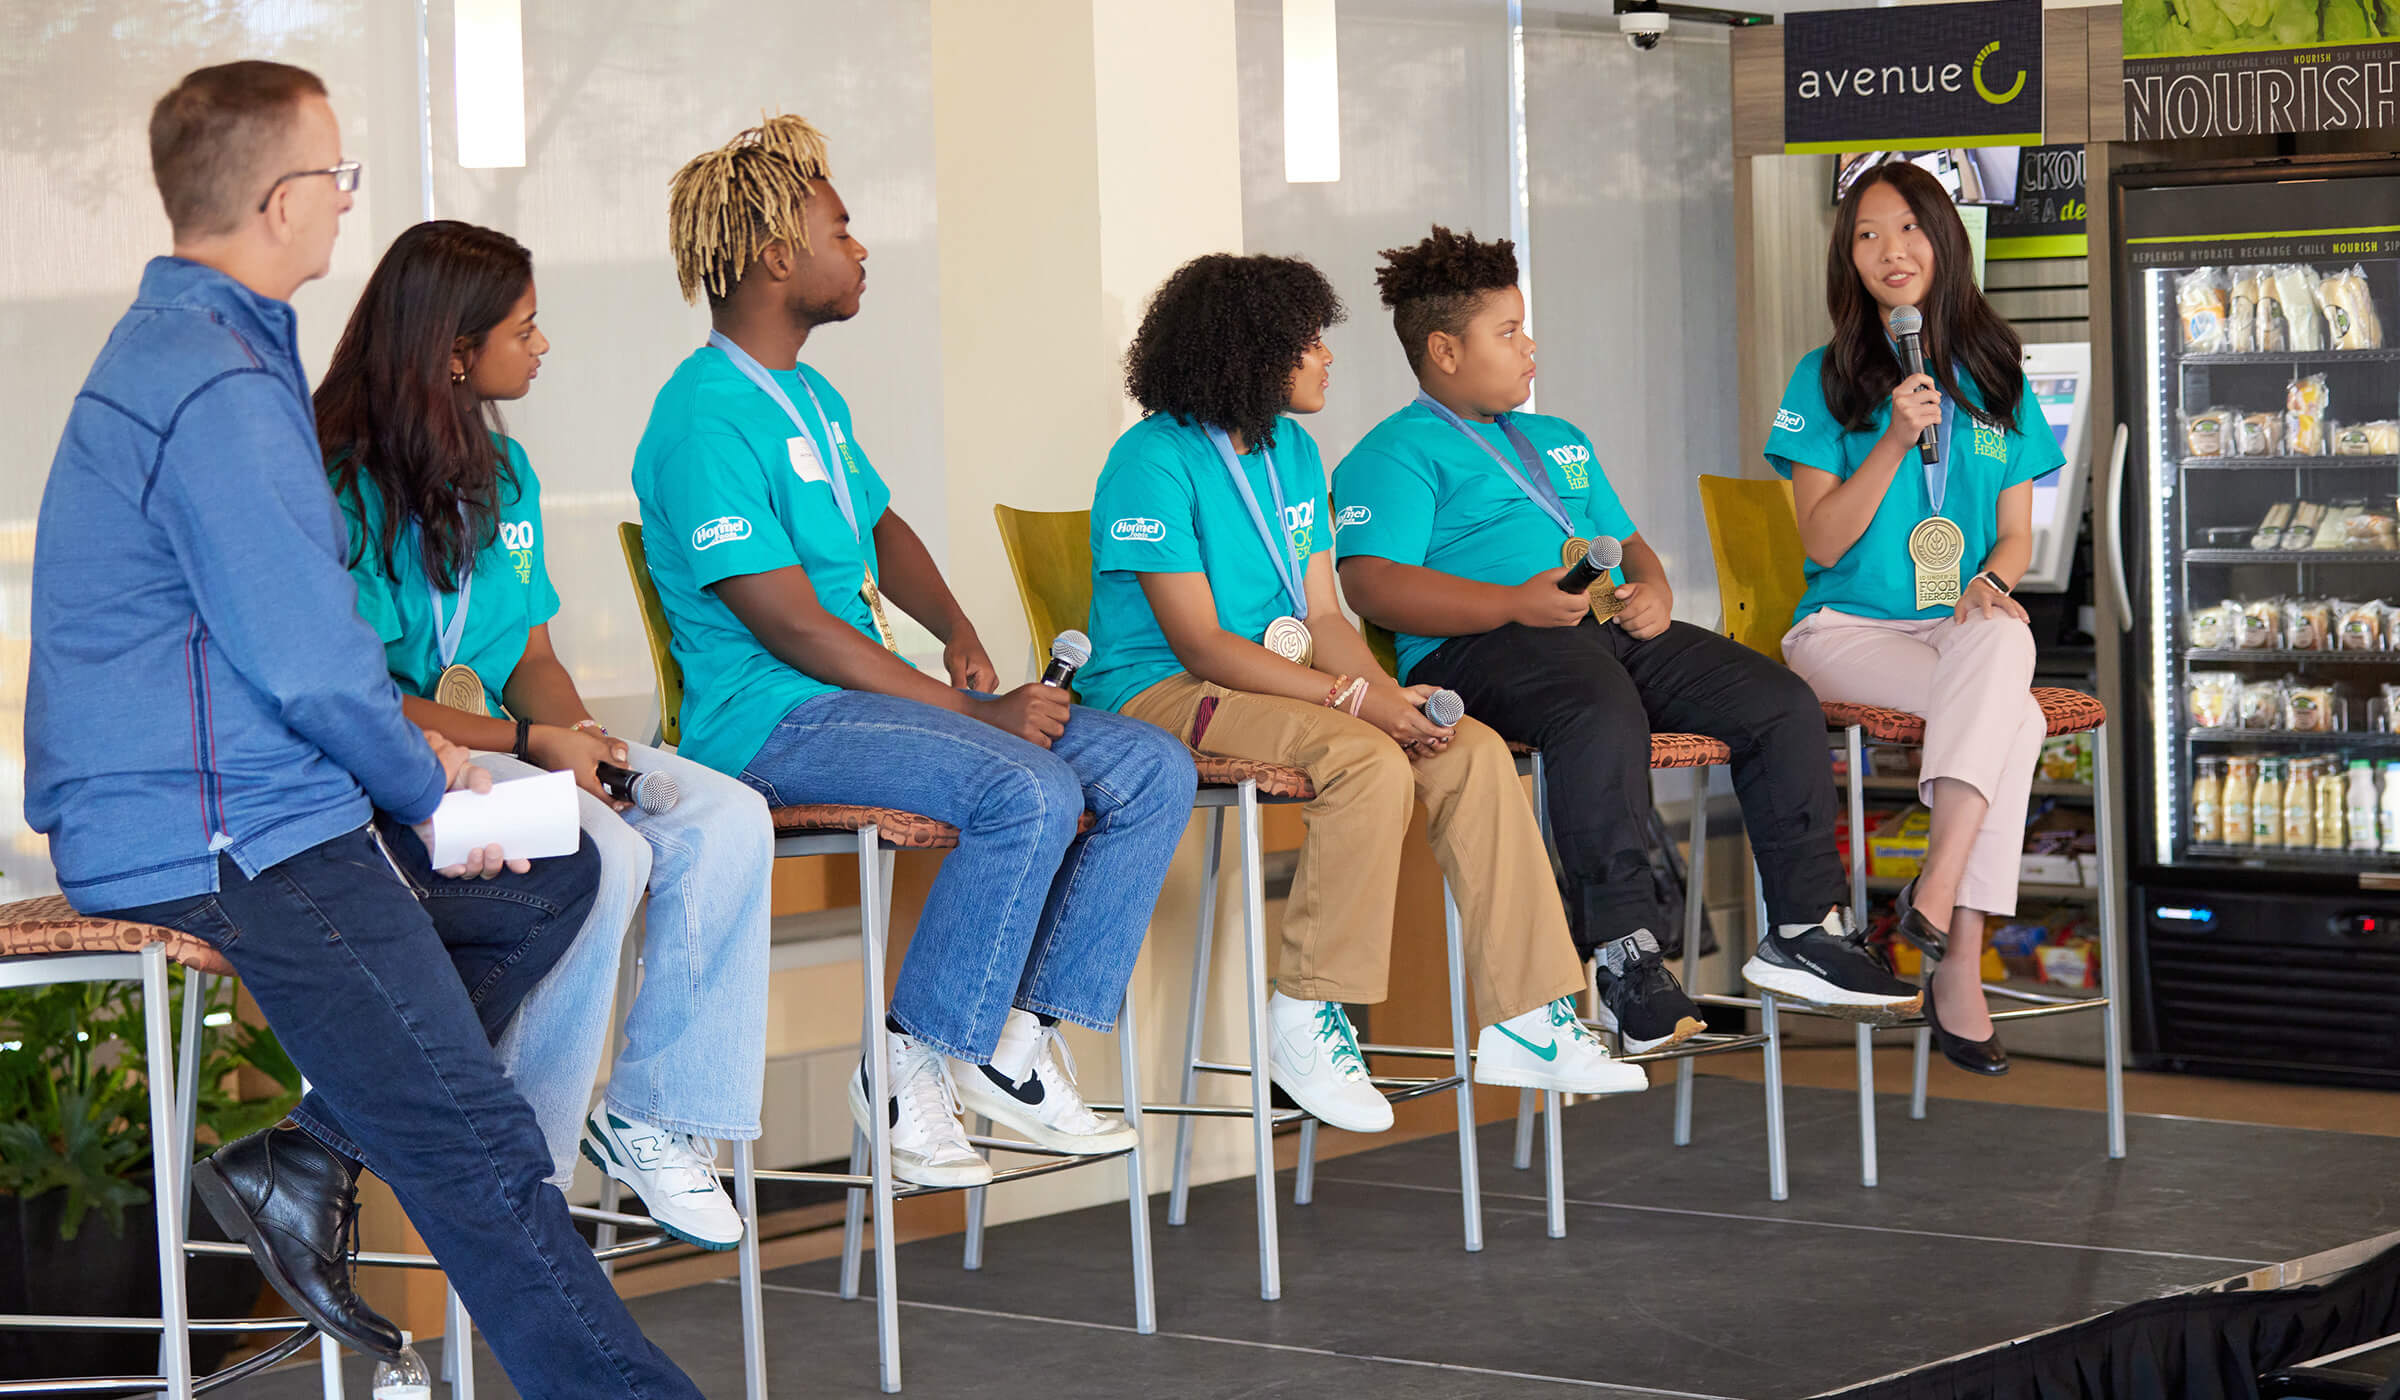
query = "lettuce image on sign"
xmin=2122 ymin=0 xmax=2400 ymax=136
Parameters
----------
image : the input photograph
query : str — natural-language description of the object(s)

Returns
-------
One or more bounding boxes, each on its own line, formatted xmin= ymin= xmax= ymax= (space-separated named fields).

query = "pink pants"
xmin=1782 ymin=609 xmax=2043 ymax=917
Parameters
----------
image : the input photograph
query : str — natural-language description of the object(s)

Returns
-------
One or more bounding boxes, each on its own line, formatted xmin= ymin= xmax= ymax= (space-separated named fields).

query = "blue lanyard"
xmin=1203 ymin=426 xmax=1308 ymax=619
xmin=420 ymin=508 xmax=473 ymax=668
xmin=708 ymin=331 xmax=862 ymax=544
xmin=1924 ymin=395 xmax=1956 ymax=514
xmin=1412 ymin=390 xmax=1575 ymax=537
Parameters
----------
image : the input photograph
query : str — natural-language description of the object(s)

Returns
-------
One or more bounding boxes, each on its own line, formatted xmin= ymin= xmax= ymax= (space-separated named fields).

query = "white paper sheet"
xmin=428 ymin=768 xmax=580 ymax=868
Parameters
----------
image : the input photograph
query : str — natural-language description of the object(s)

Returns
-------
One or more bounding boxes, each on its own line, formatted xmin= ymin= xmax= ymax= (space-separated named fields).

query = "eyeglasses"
xmin=256 ymin=159 xmax=362 ymax=214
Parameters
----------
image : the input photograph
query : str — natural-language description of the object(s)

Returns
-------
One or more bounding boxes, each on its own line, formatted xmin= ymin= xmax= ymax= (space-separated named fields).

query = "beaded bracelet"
xmin=1321 ymin=675 xmax=1355 ymax=709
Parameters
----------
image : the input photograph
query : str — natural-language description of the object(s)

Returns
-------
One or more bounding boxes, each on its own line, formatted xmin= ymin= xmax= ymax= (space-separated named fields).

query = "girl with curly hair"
xmin=1079 ymin=253 xmax=1641 ymax=1136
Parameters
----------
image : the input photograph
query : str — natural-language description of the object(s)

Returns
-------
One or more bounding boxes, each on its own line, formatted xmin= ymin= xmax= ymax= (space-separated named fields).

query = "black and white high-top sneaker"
xmin=1591 ymin=930 xmax=1706 ymax=1054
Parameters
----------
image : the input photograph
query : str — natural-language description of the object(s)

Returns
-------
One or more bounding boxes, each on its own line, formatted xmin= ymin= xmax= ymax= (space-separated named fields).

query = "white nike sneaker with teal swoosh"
xmin=580 ymin=1110 xmax=745 ymax=1250
xmin=1474 ymin=997 xmax=1649 ymax=1095
xmin=1266 ymin=991 xmax=1393 ymax=1133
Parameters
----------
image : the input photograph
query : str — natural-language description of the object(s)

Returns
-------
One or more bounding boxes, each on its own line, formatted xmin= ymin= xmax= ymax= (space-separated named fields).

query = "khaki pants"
xmin=1121 ymin=673 xmax=1584 ymax=1026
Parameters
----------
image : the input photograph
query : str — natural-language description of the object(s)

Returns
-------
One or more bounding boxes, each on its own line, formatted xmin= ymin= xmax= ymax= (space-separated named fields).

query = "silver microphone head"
xmin=1423 ymin=689 xmax=1465 ymax=727
xmin=1887 ymin=304 xmax=1922 ymax=338
xmin=1050 ymin=629 xmax=1092 ymax=671
xmin=1586 ymin=535 xmax=1624 ymax=571
xmin=630 ymin=769 xmax=680 ymax=815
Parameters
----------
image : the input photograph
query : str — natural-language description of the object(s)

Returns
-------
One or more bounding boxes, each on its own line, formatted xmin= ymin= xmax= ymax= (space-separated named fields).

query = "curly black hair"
xmin=1124 ymin=253 xmax=1344 ymax=451
xmin=1374 ymin=226 xmax=1518 ymax=374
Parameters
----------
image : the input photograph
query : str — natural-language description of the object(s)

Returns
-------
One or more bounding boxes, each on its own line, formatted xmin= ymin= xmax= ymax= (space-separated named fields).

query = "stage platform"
xmin=230 ymin=1077 xmax=2400 ymax=1399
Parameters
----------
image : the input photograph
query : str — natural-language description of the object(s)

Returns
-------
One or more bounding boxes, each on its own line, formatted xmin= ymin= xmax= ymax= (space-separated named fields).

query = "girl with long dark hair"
xmin=1765 ymin=163 xmax=2066 ymax=1076
xmin=317 ymin=220 xmax=773 ymax=1248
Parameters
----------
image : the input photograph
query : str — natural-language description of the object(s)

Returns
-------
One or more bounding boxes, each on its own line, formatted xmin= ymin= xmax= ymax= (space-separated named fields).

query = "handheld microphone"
xmin=1887 ymin=305 xmax=1939 ymax=467
xmin=1558 ymin=535 xmax=1624 ymax=593
xmin=1422 ymin=689 xmax=1465 ymax=727
xmin=1041 ymin=630 xmax=1091 ymax=688
xmin=596 ymin=761 xmax=680 ymax=815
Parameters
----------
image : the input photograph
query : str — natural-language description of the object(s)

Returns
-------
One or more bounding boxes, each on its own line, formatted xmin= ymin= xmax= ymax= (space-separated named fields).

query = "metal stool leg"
xmin=1117 ymin=989 xmax=1156 ymax=1334
xmin=1168 ymin=809 xmax=1225 ymax=1228
xmin=1911 ymin=1029 xmax=1931 ymax=1119
xmin=2094 ymin=723 xmax=2129 ymax=1160
xmin=963 ymin=1116 xmax=991 ymax=1266
xmin=860 ymin=832 xmax=902 ymax=1393
xmin=1442 ymin=883 xmax=1484 ymax=1253
xmin=1755 ymin=872 xmax=1789 ymax=1202
xmin=1856 ymin=1022 xmax=1879 ymax=1189
xmin=1512 ymin=1090 xmax=1536 ymax=1171
xmin=1236 ymin=782 xmax=1281 ymax=1301
xmin=318 ymin=1336 xmax=345 ymax=1400
xmin=1293 ymin=1119 xmax=1317 ymax=1206
xmin=1674 ymin=767 xmax=1710 ymax=1148
xmin=595 ymin=926 xmax=644 ymax=1280
xmin=164 ymin=965 xmax=206 ymax=1399
xmin=139 ymin=946 xmax=193 ymax=1399
xmin=735 ymin=1137 xmax=766 ymax=1400
xmin=444 ymin=1286 xmax=473 ymax=1400
xmin=1842 ymin=723 xmax=1880 ymax=1190
xmin=1540 ymin=1090 xmax=1564 ymax=1239
xmin=1520 ymin=751 xmax=1554 ymax=1173
xmin=838 ymin=1128 xmax=867 ymax=1300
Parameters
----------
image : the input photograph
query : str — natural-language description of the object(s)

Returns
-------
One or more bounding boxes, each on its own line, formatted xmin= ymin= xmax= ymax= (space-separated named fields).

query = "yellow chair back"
xmin=616 ymin=521 xmax=685 ymax=747
xmin=992 ymin=505 xmax=1096 ymax=647
xmin=1362 ymin=619 xmax=1403 ymax=679
xmin=1697 ymin=474 xmax=1807 ymax=664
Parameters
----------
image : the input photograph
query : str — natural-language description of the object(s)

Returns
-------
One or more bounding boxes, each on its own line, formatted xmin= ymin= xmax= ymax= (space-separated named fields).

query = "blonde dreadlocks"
xmin=667 ymin=114 xmax=832 ymax=307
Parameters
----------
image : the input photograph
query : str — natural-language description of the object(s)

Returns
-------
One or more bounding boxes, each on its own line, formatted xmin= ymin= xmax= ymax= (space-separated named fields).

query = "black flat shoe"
xmin=1892 ymin=878 xmax=1950 ymax=963
xmin=1923 ymin=976 xmax=2010 ymax=1076
xmin=191 ymin=1123 xmax=405 ymax=1359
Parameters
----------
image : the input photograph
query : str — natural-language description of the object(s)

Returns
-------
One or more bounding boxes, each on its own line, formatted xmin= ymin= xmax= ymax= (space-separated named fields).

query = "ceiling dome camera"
xmin=1618 ymin=6 xmax=1670 ymax=49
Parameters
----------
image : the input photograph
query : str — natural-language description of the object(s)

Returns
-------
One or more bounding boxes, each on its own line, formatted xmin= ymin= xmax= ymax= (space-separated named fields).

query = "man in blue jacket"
xmin=24 ymin=62 xmax=701 ymax=1399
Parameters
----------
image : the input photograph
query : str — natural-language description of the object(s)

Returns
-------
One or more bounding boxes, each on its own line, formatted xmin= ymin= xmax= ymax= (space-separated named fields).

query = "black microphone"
xmin=1041 ymin=629 xmax=1091 ymax=688
xmin=1422 ymin=690 xmax=1465 ymax=727
xmin=596 ymin=761 xmax=679 ymax=815
xmin=1558 ymin=535 xmax=1624 ymax=593
xmin=1888 ymin=304 xmax=1939 ymax=467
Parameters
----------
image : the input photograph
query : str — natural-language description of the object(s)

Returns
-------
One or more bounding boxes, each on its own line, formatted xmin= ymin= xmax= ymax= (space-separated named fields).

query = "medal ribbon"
xmin=709 ymin=331 xmax=864 ymax=545
xmin=1412 ymin=390 xmax=1575 ymax=536
xmin=1204 ymin=426 xmax=1309 ymax=620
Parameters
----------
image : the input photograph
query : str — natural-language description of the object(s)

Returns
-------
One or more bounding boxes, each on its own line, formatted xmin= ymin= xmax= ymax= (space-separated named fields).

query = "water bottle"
xmin=372 ymin=1343 xmax=432 ymax=1400
xmin=2348 ymin=760 xmax=2380 ymax=852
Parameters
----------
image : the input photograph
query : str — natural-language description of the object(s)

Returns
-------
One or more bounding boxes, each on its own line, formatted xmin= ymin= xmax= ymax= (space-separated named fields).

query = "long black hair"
xmin=317 ymin=220 xmax=532 ymax=586
xmin=1124 ymin=253 xmax=1344 ymax=451
xmin=1821 ymin=161 xmax=2023 ymax=434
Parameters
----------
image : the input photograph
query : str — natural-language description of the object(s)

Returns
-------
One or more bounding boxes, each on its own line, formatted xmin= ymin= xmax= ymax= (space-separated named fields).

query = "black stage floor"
xmin=233 ymin=1078 xmax=2400 ymax=1399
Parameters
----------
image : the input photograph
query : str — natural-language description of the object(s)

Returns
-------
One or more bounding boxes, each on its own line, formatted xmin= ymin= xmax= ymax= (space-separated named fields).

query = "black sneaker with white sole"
xmin=1592 ymin=930 xmax=1706 ymax=1054
xmin=1742 ymin=908 xmax=1923 ymax=1020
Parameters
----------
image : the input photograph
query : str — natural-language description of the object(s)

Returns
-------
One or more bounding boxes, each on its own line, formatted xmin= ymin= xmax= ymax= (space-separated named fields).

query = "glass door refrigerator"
xmin=2112 ymin=159 xmax=2400 ymax=1088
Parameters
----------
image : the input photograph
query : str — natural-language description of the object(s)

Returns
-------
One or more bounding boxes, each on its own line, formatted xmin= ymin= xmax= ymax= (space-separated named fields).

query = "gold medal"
xmin=860 ymin=567 xmax=902 ymax=655
xmin=1908 ymin=516 xmax=1966 ymax=611
xmin=433 ymin=663 xmax=490 ymax=717
xmin=1561 ymin=538 xmax=1622 ymax=622
xmin=1262 ymin=615 xmax=1314 ymax=666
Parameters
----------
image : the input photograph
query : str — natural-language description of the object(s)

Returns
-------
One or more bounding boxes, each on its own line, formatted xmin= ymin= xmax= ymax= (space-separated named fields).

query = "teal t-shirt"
xmin=1331 ymin=400 xmax=1635 ymax=681
xmin=335 ymin=436 xmax=560 ymax=716
xmin=631 ymin=347 xmax=897 ymax=777
xmin=1765 ymin=345 xmax=2064 ymax=623
xmin=1079 ymin=414 xmax=1328 ymax=714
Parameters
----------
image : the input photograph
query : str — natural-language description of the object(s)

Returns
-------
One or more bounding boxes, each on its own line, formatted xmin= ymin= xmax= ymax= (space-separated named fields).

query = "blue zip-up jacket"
xmin=25 ymin=257 xmax=449 ymax=911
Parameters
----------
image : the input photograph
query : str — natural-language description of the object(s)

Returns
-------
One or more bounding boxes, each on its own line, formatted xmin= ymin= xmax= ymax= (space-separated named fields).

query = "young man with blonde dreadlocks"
xmin=632 ymin=116 xmax=1196 ymax=1187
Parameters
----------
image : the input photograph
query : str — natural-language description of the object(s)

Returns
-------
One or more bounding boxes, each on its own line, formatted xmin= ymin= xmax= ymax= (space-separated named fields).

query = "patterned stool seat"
xmin=1506 ymin=735 xmax=1729 ymax=768
xmin=0 ymin=894 xmax=235 ymax=976
xmin=772 ymin=804 xmax=963 ymax=850
xmin=1820 ymin=687 xmax=2108 ymax=744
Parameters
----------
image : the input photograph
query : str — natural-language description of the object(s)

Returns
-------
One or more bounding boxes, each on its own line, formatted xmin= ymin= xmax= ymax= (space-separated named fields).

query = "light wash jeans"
xmin=735 ymin=690 xmax=1196 ymax=1063
xmin=483 ymin=741 xmax=773 ymax=1184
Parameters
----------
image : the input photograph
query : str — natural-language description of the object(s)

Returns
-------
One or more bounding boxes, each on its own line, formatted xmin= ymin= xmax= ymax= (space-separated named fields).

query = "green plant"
xmin=0 ymin=970 xmax=300 ymax=1240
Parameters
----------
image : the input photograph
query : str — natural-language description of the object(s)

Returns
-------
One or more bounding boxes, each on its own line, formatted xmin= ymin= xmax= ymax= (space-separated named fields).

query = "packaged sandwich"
xmin=2229 ymin=267 xmax=2262 ymax=353
xmin=2252 ymin=501 xmax=2296 ymax=550
xmin=2237 ymin=598 xmax=2283 ymax=649
xmin=2237 ymin=412 xmax=2284 ymax=457
xmin=2335 ymin=420 xmax=2399 ymax=457
xmin=2276 ymin=265 xmax=2327 ymax=351
xmin=2288 ymin=374 xmax=2332 ymax=456
xmin=2179 ymin=267 xmax=2231 ymax=353
xmin=2188 ymin=671 xmax=2240 ymax=730
xmin=2239 ymin=679 xmax=2286 ymax=729
xmin=2316 ymin=265 xmax=2385 ymax=351
xmin=2382 ymin=683 xmax=2400 ymax=734
xmin=2283 ymin=500 xmax=2328 ymax=549
xmin=2339 ymin=599 xmax=2388 ymax=651
xmin=2315 ymin=502 xmax=2362 ymax=549
xmin=2286 ymin=598 xmax=2334 ymax=651
xmin=2286 ymin=684 xmax=2336 ymax=733
xmin=2187 ymin=600 xmax=2237 ymax=650
xmin=2348 ymin=510 xmax=2400 ymax=551
xmin=2185 ymin=407 xmax=2235 ymax=458
xmin=2258 ymin=271 xmax=2291 ymax=352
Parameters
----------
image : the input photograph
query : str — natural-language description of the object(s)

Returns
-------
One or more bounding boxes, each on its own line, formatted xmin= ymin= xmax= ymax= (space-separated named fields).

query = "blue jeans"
xmin=103 ymin=819 xmax=702 ymax=1400
xmin=737 ymin=690 xmax=1196 ymax=1061
xmin=483 ymin=743 xmax=774 ymax=1183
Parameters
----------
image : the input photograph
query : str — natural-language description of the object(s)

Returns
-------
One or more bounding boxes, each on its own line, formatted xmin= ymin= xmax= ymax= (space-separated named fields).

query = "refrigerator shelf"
xmin=2177 ymin=349 xmax=2400 ymax=367
xmin=2182 ymin=549 xmax=2400 ymax=564
xmin=2186 ymin=649 xmax=2400 ymax=664
xmin=2188 ymin=728 xmax=2400 ymax=748
xmin=2179 ymin=456 xmax=2400 ymax=471
xmin=2182 ymin=843 xmax=2400 ymax=871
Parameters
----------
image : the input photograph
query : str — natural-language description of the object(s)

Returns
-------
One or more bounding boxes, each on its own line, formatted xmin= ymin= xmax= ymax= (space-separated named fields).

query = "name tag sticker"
xmin=788 ymin=436 xmax=830 ymax=484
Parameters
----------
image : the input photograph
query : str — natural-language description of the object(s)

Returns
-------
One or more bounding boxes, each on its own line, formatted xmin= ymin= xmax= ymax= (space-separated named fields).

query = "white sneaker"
xmin=1266 ymin=992 xmax=1393 ymax=1134
xmin=1475 ymin=998 xmax=1650 ymax=1096
xmin=847 ymin=1033 xmax=993 ymax=1188
xmin=949 ymin=1010 xmax=1138 ymax=1155
xmin=579 ymin=1111 xmax=745 ymax=1251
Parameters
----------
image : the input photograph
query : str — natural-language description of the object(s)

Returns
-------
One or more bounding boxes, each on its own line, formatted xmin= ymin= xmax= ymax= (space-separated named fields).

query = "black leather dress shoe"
xmin=1923 ymin=979 xmax=2010 ymax=1076
xmin=1892 ymin=878 xmax=1950 ymax=962
xmin=191 ymin=1123 xmax=404 ymax=1359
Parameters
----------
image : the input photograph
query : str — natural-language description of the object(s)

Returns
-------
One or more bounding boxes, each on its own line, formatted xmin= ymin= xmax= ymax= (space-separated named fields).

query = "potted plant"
xmin=0 ymin=968 xmax=302 ymax=1379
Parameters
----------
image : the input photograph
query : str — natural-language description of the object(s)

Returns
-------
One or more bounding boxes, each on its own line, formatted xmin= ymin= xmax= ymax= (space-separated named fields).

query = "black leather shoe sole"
xmin=191 ymin=1155 xmax=404 ymax=1359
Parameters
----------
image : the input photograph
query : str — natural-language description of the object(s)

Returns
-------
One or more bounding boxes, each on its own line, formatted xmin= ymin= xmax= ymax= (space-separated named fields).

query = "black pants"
xmin=1415 ymin=618 xmax=1849 ymax=951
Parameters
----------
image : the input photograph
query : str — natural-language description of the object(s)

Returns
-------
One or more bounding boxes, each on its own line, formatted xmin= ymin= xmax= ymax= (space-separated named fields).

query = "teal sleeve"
xmin=1575 ymin=428 xmax=1639 ymax=542
xmin=1093 ymin=448 xmax=1202 ymax=575
xmin=509 ymin=443 xmax=562 ymax=626
xmin=1292 ymin=426 xmax=1331 ymax=560
xmin=648 ymin=430 xmax=805 ymax=589
xmin=336 ymin=486 xmax=407 ymax=646
xmin=1765 ymin=356 xmax=1850 ymax=480
xmin=1330 ymin=448 xmax=1436 ymax=566
xmin=2004 ymin=384 xmax=2068 ymax=489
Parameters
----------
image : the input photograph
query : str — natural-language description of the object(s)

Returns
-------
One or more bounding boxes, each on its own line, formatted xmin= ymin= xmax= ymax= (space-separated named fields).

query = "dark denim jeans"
xmin=104 ymin=818 xmax=701 ymax=1400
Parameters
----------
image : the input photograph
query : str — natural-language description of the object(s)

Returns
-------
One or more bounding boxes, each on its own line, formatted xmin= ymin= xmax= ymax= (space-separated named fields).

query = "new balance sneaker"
xmin=1475 ymin=997 xmax=1650 ymax=1095
xmin=1591 ymin=930 xmax=1706 ymax=1054
xmin=579 ymin=1111 xmax=744 ymax=1251
xmin=847 ymin=1033 xmax=993 ymax=1188
xmin=1743 ymin=906 xmax=1923 ymax=1021
xmin=949 ymin=1009 xmax=1138 ymax=1155
xmin=1266 ymin=991 xmax=1393 ymax=1134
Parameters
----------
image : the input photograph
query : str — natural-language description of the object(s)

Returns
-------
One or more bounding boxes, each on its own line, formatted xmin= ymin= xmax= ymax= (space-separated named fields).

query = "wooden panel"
xmin=2044 ymin=9 xmax=2091 ymax=145
xmin=1736 ymin=155 xmax=1842 ymax=478
xmin=1731 ymin=26 xmax=1784 ymax=160
xmin=1989 ymin=286 xmax=2092 ymax=322
xmin=1987 ymin=257 xmax=2091 ymax=290
xmin=2089 ymin=6 xmax=2125 ymax=143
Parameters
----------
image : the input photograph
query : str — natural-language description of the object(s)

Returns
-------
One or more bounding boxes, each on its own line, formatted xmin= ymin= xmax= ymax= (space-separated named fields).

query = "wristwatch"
xmin=1973 ymin=569 xmax=2013 ymax=596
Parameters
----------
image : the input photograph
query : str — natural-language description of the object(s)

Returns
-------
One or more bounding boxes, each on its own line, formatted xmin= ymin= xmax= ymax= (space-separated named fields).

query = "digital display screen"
xmin=2027 ymin=373 xmax=2077 ymax=529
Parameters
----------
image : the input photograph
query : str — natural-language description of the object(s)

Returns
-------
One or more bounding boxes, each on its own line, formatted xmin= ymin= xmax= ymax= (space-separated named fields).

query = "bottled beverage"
xmin=2191 ymin=756 xmax=2224 ymax=844
xmin=2252 ymin=758 xmax=2284 ymax=847
xmin=373 ymin=1344 xmax=431 ymax=1400
xmin=2224 ymin=755 xmax=2257 ymax=847
xmin=2317 ymin=757 xmax=2349 ymax=850
xmin=2349 ymin=759 xmax=2381 ymax=852
xmin=2283 ymin=758 xmax=2315 ymax=849
xmin=2382 ymin=761 xmax=2400 ymax=854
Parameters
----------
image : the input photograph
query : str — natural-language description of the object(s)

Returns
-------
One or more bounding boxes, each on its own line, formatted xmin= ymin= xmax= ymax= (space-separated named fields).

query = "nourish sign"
xmin=1783 ymin=0 xmax=2046 ymax=154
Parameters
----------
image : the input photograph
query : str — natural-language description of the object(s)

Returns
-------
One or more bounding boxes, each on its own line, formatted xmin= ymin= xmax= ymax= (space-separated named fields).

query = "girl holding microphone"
xmin=1764 ymin=164 xmax=2064 ymax=1075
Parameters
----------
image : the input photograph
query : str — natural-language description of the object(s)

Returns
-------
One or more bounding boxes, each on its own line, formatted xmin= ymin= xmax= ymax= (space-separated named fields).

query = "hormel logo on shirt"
xmin=1112 ymin=517 xmax=1166 ymax=542
xmin=1335 ymin=506 xmax=1371 ymax=531
xmin=1545 ymin=444 xmax=1590 ymax=490
xmin=692 ymin=516 xmax=753 ymax=551
xmin=1774 ymin=408 xmax=1805 ymax=432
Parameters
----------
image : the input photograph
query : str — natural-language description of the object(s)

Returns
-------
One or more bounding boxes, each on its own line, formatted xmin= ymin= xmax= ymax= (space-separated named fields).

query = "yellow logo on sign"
xmin=1973 ymin=40 xmax=2025 ymax=105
